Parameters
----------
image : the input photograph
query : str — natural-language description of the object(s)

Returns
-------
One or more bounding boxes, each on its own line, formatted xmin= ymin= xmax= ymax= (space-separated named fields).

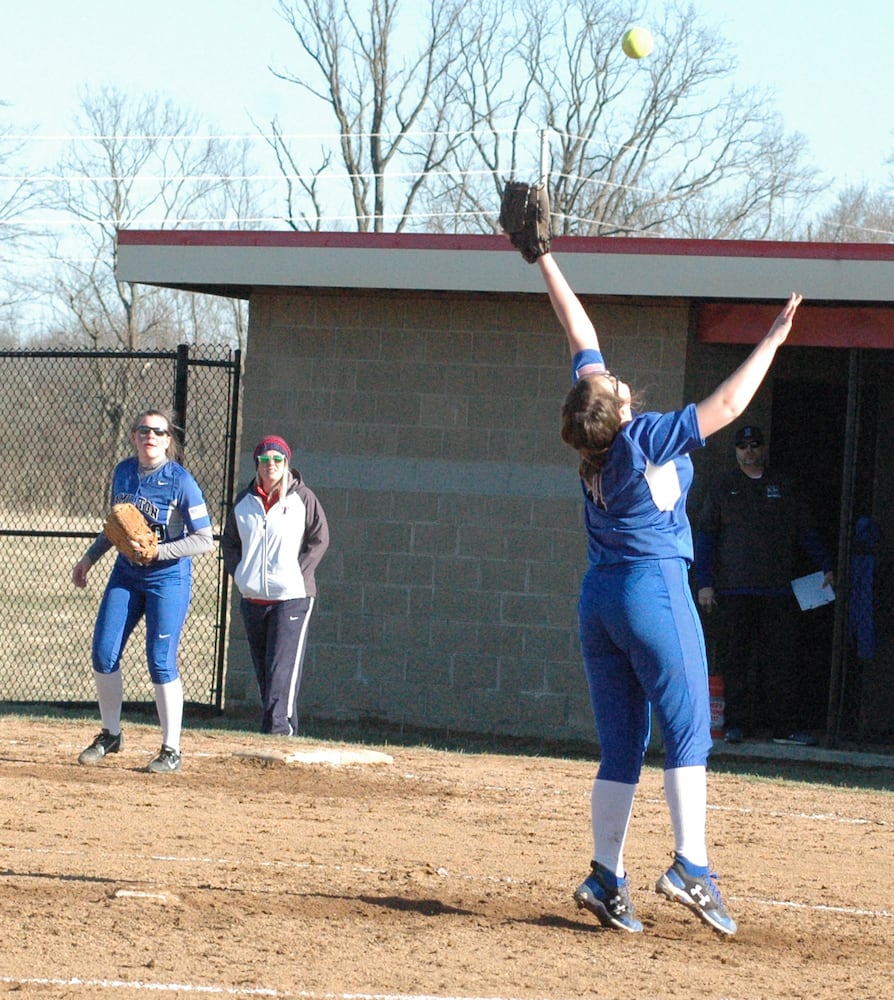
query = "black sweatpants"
xmin=714 ymin=592 xmax=805 ymax=737
xmin=241 ymin=596 xmax=315 ymax=735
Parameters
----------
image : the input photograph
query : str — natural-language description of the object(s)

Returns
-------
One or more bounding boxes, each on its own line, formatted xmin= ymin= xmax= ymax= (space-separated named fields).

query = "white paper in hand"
xmin=791 ymin=571 xmax=835 ymax=611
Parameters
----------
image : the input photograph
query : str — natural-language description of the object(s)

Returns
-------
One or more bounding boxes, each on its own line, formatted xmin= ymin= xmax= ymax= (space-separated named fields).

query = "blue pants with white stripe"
xmin=241 ymin=596 xmax=315 ymax=736
xmin=92 ymin=558 xmax=192 ymax=685
xmin=578 ymin=558 xmax=712 ymax=784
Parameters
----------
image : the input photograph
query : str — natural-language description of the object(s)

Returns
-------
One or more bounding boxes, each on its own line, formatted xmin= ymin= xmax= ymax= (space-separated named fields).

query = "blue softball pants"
xmin=92 ymin=558 xmax=193 ymax=684
xmin=578 ymin=557 xmax=713 ymax=784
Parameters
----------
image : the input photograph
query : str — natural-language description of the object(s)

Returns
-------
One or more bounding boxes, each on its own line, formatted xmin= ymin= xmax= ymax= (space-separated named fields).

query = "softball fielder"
xmin=72 ymin=409 xmax=213 ymax=773
xmin=536 ymin=251 xmax=801 ymax=935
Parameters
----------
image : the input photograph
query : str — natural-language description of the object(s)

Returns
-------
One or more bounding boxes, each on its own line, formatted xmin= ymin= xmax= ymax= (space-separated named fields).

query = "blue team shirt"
xmin=572 ymin=349 xmax=705 ymax=567
xmin=110 ymin=457 xmax=211 ymax=549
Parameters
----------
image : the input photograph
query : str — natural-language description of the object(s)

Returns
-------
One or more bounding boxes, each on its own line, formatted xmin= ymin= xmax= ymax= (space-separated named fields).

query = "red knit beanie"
xmin=253 ymin=435 xmax=292 ymax=463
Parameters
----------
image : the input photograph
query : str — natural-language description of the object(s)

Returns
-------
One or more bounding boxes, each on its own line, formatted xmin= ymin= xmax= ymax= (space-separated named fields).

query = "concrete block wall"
xmin=224 ymin=286 xmax=691 ymax=741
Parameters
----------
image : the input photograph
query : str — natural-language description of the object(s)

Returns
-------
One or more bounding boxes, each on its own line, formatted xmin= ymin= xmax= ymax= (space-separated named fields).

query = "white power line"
xmin=3 ymin=127 xmax=542 ymax=143
xmin=0 ymin=169 xmax=507 ymax=184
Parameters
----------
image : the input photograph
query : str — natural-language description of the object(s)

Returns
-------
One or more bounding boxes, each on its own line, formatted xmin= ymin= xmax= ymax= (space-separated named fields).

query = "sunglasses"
xmin=258 ymin=454 xmax=286 ymax=464
xmin=135 ymin=425 xmax=170 ymax=437
xmin=737 ymin=441 xmax=762 ymax=450
xmin=595 ymin=371 xmax=620 ymax=392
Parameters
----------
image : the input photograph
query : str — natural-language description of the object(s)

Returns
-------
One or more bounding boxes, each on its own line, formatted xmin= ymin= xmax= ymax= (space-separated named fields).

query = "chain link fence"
xmin=0 ymin=346 xmax=240 ymax=710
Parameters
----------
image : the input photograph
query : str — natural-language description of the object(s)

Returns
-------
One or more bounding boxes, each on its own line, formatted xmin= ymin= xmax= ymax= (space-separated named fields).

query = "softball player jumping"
xmin=72 ymin=409 xmax=213 ymax=773
xmin=536 ymin=251 xmax=801 ymax=936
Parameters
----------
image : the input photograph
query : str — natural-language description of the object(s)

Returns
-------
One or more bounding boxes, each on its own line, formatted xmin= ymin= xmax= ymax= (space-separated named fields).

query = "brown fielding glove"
xmin=104 ymin=503 xmax=159 ymax=565
xmin=499 ymin=180 xmax=552 ymax=263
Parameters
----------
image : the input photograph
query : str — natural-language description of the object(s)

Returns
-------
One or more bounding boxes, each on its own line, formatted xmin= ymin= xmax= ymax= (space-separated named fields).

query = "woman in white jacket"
xmin=222 ymin=435 xmax=330 ymax=735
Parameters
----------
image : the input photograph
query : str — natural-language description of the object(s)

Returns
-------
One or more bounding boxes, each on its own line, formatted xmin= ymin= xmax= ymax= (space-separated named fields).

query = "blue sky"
xmin=709 ymin=1 xmax=893 ymax=191
xmin=2 ymin=1 xmax=892 ymax=200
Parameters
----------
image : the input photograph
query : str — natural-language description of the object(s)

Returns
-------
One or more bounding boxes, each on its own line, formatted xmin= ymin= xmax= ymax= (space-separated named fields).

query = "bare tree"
xmin=0 ymin=111 xmax=45 ymax=256
xmin=807 ymin=184 xmax=894 ymax=243
xmin=268 ymin=0 xmax=822 ymax=239
xmin=259 ymin=116 xmax=334 ymax=231
xmin=45 ymin=85 xmax=254 ymax=350
xmin=270 ymin=0 xmax=468 ymax=231
xmin=534 ymin=2 xmax=821 ymax=239
xmin=412 ymin=0 xmax=535 ymax=233
xmin=38 ymin=85 xmax=253 ymax=446
xmin=0 ymin=108 xmax=50 ymax=332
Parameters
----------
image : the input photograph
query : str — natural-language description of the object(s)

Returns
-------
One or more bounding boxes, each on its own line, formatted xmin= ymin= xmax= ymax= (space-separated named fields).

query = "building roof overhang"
xmin=116 ymin=230 xmax=894 ymax=348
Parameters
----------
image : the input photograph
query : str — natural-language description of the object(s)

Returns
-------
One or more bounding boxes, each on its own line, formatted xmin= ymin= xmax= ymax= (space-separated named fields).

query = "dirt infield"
xmin=1 ymin=717 xmax=891 ymax=1000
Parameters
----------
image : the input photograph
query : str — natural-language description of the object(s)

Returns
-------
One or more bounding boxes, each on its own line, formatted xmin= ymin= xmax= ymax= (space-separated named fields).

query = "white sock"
xmin=153 ymin=678 xmax=183 ymax=752
xmin=93 ymin=671 xmax=123 ymax=735
xmin=664 ymin=765 xmax=708 ymax=867
xmin=591 ymin=778 xmax=637 ymax=877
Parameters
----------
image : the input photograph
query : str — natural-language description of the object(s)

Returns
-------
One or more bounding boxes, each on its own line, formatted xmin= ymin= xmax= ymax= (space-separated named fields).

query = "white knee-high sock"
xmin=153 ymin=678 xmax=183 ymax=752
xmin=93 ymin=671 xmax=123 ymax=735
xmin=591 ymin=778 xmax=637 ymax=877
xmin=664 ymin=765 xmax=708 ymax=867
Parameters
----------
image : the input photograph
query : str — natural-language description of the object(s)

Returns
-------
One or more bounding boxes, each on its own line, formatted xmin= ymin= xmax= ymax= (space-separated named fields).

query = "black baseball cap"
xmin=735 ymin=425 xmax=764 ymax=447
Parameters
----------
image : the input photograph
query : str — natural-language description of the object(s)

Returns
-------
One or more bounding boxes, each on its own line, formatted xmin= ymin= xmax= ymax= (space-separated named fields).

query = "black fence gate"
xmin=0 ymin=346 xmax=241 ymax=711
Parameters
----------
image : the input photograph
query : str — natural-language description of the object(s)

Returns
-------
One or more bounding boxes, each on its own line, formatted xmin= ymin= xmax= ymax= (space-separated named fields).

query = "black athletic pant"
xmin=241 ymin=596 xmax=315 ymax=735
xmin=714 ymin=592 xmax=805 ymax=738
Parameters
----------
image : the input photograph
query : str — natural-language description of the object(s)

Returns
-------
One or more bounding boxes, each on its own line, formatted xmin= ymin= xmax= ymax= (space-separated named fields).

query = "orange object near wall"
xmin=709 ymin=675 xmax=725 ymax=739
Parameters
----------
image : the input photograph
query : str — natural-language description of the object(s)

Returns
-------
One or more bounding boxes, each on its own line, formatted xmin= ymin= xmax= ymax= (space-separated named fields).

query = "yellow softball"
xmin=622 ymin=26 xmax=654 ymax=59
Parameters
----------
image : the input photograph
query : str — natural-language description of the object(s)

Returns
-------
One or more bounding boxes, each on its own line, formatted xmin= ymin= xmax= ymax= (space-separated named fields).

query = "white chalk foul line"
xmin=0 ymin=980 xmax=527 ymax=1000
xmin=733 ymin=896 xmax=893 ymax=919
xmin=0 ymin=978 xmax=282 ymax=997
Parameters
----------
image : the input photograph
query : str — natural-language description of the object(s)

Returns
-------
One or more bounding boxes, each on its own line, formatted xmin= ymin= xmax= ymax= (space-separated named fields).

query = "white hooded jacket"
xmin=221 ymin=471 xmax=330 ymax=601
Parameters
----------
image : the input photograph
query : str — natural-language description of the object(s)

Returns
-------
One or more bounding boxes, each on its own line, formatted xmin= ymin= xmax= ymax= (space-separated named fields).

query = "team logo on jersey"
xmin=766 ymin=485 xmax=783 ymax=500
xmin=112 ymin=491 xmax=162 ymax=524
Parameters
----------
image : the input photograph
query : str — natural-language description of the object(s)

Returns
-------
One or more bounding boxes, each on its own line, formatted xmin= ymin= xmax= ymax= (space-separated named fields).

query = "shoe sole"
xmin=655 ymin=873 xmax=737 ymax=936
xmin=573 ymin=887 xmax=643 ymax=934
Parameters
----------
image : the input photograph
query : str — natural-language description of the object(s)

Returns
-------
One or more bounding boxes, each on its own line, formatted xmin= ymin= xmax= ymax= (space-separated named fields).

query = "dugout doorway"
xmin=767 ymin=375 xmax=846 ymax=734
xmin=770 ymin=350 xmax=891 ymax=746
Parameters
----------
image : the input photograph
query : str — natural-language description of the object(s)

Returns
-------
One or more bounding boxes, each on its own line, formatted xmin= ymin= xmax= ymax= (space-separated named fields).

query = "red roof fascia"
xmin=116 ymin=229 xmax=894 ymax=263
xmin=698 ymin=302 xmax=894 ymax=349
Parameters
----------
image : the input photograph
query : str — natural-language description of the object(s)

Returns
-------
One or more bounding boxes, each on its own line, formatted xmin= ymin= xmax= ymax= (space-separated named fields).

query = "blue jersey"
xmin=572 ymin=349 xmax=704 ymax=567
xmin=110 ymin=457 xmax=211 ymax=552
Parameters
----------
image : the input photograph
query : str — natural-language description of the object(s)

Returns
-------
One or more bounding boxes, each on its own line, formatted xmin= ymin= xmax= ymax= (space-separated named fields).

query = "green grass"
xmin=0 ymin=534 xmax=223 ymax=703
xmin=706 ymin=754 xmax=894 ymax=792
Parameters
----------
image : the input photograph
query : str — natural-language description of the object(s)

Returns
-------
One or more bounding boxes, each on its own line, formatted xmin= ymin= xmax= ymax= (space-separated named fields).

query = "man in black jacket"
xmin=695 ymin=425 xmax=834 ymax=745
